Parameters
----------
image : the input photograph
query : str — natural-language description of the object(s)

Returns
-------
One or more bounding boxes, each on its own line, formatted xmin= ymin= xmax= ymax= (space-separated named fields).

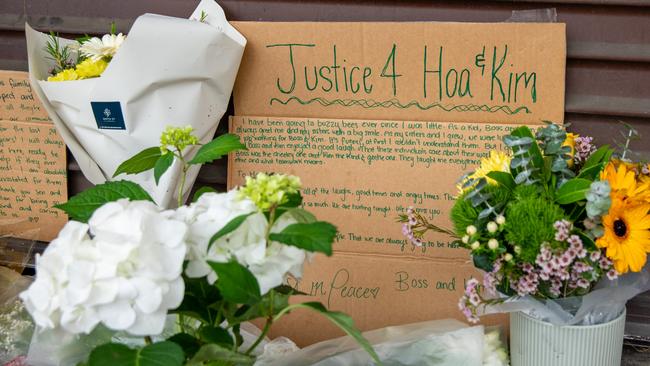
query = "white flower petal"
xmin=125 ymin=310 xmax=166 ymax=336
xmin=97 ymin=300 xmax=136 ymax=330
xmin=61 ymin=306 xmax=100 ymax=334
xmin=131 ymin=278 xmax=163 ymax=314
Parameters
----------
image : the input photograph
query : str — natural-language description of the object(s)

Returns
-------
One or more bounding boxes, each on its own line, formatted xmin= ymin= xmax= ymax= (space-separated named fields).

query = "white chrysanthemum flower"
xmin=79 ymin=33 xmax=125 ymax=61
xmin=20 ymin=199 xmax=187 ymax=336
xmin=177 ymin=191 xmax=309 ymax=295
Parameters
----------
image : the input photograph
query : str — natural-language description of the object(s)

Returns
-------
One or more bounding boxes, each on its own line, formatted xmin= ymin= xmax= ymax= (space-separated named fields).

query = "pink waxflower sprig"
xmin=397 ymin=206 xmax=457 ymax=247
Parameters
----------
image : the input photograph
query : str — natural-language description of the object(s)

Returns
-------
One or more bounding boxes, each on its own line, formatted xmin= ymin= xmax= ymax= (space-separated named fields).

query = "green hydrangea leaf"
xmin=153 ymin=152 xmax=174 ymax=185
xmin=55 ymin=181 xmax=154 ymax=222
xmin=208 ymin=261 xmax=261 ymax=305
xmin=288 ymin=302 xmax=381 ymax=365
xmin=189 ymin=134 xmax=246 ymax=165
xmin=113 ymin=147 xmax=161 ymax=177
xmin=88 ymin=342 xmax=184 ymax=366
xmin=186 ymin=344 xmax=254 ymax=366
xmin=269 ymin=222 xmax=337 ymax=256
xmin=192 ymin=186 xmax=217 ymax=202
xmin=208 ymin=213 xmax=254 ymax=250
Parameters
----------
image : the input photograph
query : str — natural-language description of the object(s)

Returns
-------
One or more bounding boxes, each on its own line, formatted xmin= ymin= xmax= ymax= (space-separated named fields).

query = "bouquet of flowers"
xmin=25 ymin=0 xmax=246 ymax=208
xmin=400 ymin=123 xmax=650 ymax=325
xmin=19 ymin=128 xmax=379 ymax=366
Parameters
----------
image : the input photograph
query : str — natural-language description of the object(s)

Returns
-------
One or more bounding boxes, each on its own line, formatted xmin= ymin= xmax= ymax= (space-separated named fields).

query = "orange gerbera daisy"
xmin=600 ymin=161 xmax=650 ymax=203
xmin=597 ymin=198 xmax=650 ymax=273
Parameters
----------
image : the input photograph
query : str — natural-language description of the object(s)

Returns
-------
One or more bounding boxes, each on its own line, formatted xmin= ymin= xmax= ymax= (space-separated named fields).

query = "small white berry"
xmin=488 ymin=239 xmax=499 ymax=250
xmin=470 ymin=241 xmax=480 ymax=250
xmin=487 ymin=221 xmax=498 ymax=233
xmin=496 ymin=215 xmax=506 ymax=225
xmin=504 ymin=253 xmax=513 ymax=262
xmin=466 ymin=225 xmax=477 ymax=236
xmin=514 ymin=245 xmax=522 ymax=254
xmin=462 ymin=235 xmax=469 ymax=244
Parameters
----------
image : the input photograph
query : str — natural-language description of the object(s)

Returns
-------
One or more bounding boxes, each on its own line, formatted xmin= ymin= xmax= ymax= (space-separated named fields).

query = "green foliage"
xmin=87 ymin=342 xmax=184 ymax=366
xmin=269 ymin=222 xmax=337 ymax=255
xmin=451 ymin=192 xmax=479 ymax=236
xmin=208 ymin=213 xmax=254 ymax=250
xmin=113 ymin=147 xmax=162 ymax=177
xmin=192 ymin=186 xmax=217 ymax=202
xmin=555 ymin=178 xmax=592 ymax=204
xmin=536 ymin=123 xmax=575 ymax=186
xmin=504 ymin=186 xmax=565 ymax=263
xmin=154 ymin=152 xmax=175 ymax=184
xmin=208 ymin=261 xmax=261 ymax=305
xmin=189 ymin=134 xmax=247 ymax=165
xmin=278 ymin=302 xmax=382 ymax=365
xmin=55 ymin=181 xmax=154 ymax=222
xmin=578 ymin=145 xmax=613 ymax=180
xmin=186 ymin=344 xmax=255 ymax=366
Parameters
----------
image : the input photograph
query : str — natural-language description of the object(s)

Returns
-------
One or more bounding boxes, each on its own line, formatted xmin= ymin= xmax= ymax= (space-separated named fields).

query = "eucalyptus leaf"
xmin=55 ymin=181 xmax=154 ymax=222
xmin=189 ymin=134 xmax=246 ymax=165
xmin=269 ymin=222 xmax=337 ymax=256
xmin=208 ymin=261 xmax=261 ymax=305
xmin=113 ymin=147 xmax=161 ymax=177
xmin=154 ymin=152 xmax=174 ymax=185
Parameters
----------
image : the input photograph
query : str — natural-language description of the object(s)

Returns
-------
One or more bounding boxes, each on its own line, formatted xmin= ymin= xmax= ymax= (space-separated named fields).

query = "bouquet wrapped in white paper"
xmin=25 ymin=0 xmax=246 ymax=207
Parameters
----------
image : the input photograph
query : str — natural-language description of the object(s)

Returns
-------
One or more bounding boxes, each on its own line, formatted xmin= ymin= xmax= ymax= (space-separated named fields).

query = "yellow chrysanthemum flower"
xmin=75 ymin=58 xmax=109 ymax=79
xmin=600 ymin=161 xmax=650 ymax=203
xmin=564 ymin=132 xmax=577 ymax=167
xmin=597 ymin=198 xmax=650 ymax=273
xmin=458 ymin=150 xmax=511 ymax=192
xmin=47 ymin=68 xmax=79 ymax=82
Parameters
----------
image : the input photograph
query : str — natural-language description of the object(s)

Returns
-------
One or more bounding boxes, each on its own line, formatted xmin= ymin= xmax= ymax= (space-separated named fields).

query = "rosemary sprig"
xmin=45 ymin=31 xmax=73 ymax=74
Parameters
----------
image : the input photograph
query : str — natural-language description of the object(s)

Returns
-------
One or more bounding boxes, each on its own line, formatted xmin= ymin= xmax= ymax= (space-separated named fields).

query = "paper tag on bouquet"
xmin=25 ymin=0 xmax=246 ymax=208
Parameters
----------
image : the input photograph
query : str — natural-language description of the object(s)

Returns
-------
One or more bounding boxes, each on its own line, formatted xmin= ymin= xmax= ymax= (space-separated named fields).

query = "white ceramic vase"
xmin=509 ymin=309 xmax=626 ymax=366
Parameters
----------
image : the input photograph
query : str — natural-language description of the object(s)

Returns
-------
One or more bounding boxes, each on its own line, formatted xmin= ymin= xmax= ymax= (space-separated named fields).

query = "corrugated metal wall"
xmin=1 ymin=0 xmax=649 ymax=338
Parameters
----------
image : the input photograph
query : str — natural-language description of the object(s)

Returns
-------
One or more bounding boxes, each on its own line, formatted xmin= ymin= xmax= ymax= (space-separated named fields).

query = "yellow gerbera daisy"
xmin=597 ymin=198 xmax=650 ymax=273
xmin=458 ymin=150 xmax=511 ymax=192
xmin=564 ymin=132 xmax=577 ymax=167
xmin=600 ymin=161 xmax=650 ymax=203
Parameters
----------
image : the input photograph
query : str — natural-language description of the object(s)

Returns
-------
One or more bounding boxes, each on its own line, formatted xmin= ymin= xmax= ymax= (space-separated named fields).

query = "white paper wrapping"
xmin=25 ymin=0 xmax=246 ymax=208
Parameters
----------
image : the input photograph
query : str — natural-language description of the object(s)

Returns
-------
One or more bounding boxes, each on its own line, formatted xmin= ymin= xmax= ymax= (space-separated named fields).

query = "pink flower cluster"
xmin=458 ymin=278 xmax=481 ymax=323
xmin=401 ymin=206 xmax=423 ymax=247
xmin=573 ymin=136 xmax=597 ymax=165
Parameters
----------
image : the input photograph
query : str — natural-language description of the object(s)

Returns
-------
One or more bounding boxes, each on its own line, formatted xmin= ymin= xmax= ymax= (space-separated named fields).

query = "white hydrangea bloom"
xmin=177 ymin=191 xmax=309 ymax=295
xmin=20 ymin=199 xmax=187 ymax=336
xmin=79 ymin=33 xmax=126 ymax=61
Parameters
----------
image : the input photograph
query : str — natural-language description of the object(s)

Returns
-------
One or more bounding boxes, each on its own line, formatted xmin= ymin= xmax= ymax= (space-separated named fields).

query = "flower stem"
xmin=176 ymin=148 xmax=188 ymax=208
xmin=245 ymin=317 xmax=272 ymax=355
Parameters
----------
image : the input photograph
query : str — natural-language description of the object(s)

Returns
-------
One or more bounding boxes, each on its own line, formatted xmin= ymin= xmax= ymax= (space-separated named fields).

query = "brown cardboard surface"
xmin=0 ymin=70 xmax=51 ymax=123
xmin=232 ymin=22 xmax=566 ymax=125
xmin=0 ymin=71 xmax=67 ymax=242
xmin=229 ymin=115 xmax=517 ymax=344
xmin=276 ymin=254 xmax=507 ymax=346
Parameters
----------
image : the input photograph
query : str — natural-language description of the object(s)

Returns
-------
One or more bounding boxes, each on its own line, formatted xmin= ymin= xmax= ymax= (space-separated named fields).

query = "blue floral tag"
xmin=90 ymin=101 xmax=126 ymax=130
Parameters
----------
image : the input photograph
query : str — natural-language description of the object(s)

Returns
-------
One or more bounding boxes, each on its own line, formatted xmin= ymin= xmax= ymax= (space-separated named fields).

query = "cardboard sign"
xmin=229 ymin=115 xmax=519 ymax=345
xmin=233 ymin=22 xmax=566 ymax=124
xmin=0 ymin=71 xmax=67 ymax=242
